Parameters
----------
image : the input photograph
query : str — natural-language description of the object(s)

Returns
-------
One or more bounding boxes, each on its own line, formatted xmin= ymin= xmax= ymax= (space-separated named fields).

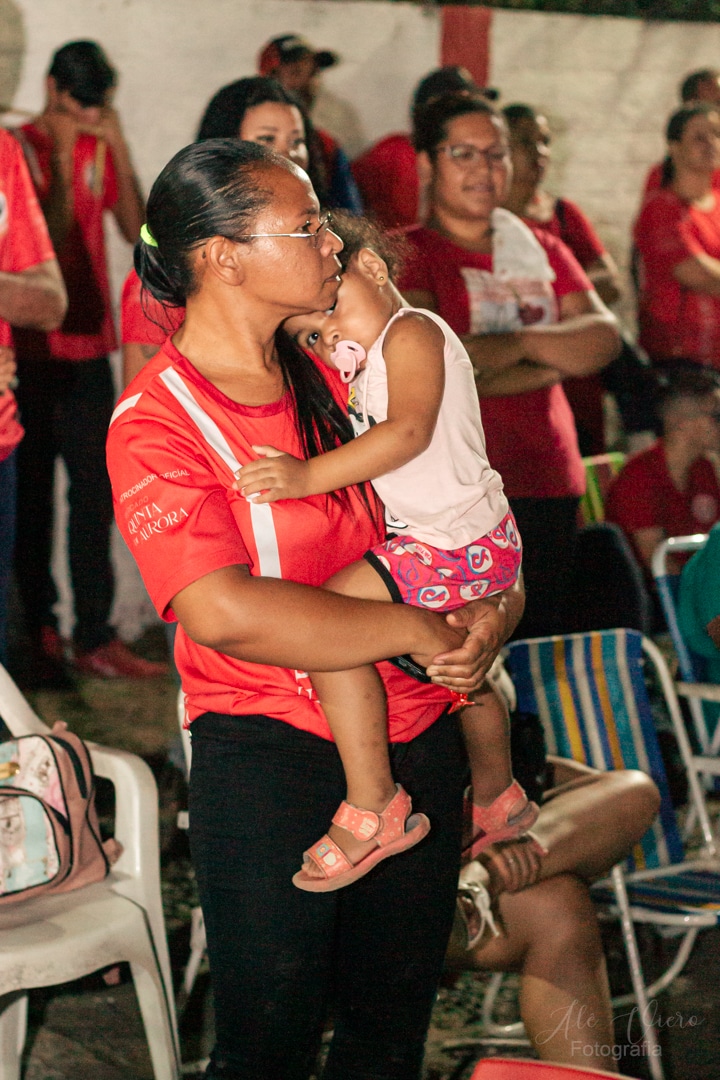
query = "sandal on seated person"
xmin=462 ymin=779 xmax=545 ymax=865
xmin=293 ymin=784 xmax=430 ymax=893
xmin=455 ymin=860 xmax=503 ymax=951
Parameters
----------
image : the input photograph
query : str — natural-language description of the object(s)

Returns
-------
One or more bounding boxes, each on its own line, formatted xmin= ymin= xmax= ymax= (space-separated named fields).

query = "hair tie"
xmin=140 ymin=223 xmax=158 ymax=248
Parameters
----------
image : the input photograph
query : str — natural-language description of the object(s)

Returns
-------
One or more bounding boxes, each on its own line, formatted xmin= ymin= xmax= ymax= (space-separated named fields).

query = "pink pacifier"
xmin=330 ymin=340 xmax=366 ymax=383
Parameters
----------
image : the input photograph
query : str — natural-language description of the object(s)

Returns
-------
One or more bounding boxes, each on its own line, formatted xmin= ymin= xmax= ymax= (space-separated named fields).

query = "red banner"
xmin=441 ymin=6 xmax=492 ymax=89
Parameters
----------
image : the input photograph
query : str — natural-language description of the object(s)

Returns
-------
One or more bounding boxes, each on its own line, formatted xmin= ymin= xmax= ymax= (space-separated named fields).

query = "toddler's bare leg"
xmin=461 ymin=680 xmax=513 ymax=806
xmin=309 ymin=665 xmax=398 ymax=870
xmin=304 ymin=558 xmax=401 ymax=875
xmin=461 ymin=681 xmax=540 ymax=860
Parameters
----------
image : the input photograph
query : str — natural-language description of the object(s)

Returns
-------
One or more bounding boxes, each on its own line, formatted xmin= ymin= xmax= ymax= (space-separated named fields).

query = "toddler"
xmin=237 ymin=214 xmax=541 ymax=892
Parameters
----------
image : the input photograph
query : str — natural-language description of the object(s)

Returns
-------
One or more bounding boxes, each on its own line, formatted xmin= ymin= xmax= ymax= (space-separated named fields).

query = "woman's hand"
xmin=480 ymin=836 xmax=543 ymax=895
xmin=425 ymin=576 xmax=525 ymax=691
xmin=235 ymin=445 xmax=311 ymax=502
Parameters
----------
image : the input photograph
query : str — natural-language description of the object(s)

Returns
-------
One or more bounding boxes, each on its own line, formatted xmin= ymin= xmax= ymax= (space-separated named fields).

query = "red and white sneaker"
xmin=74 ymin=639 xmax=169 ymax=679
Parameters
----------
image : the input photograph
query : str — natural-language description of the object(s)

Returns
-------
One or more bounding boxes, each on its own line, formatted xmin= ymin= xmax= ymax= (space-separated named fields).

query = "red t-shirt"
xmin=525 ymin=196 xmax=605 ymax=271
xmin=634 ymin=187 xmax=720 ymax=365
xmin=642 ymin=161 xmax=720 ymax=199
xmin=120 ymin=268 xmax=184 ymax=347
xmin=526 ymin=197 xmax=607 ymax=455
xmin=351 ymin=133 xmax=419 ymax=230
xmin=398 ymin=224 xmax=590 ymax=499
xmin=15 ymin=122 xmax=119 ymax=360
xmin=107 ymin=338 xmax=452 ymax=737
xmin=0 ymin=129 xmax=56 ymax=460
xmin=606 ymin=441 xmax=720 ymax=557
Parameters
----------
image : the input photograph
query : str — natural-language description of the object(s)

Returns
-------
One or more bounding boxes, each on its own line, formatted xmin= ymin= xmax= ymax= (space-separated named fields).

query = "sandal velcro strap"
xmin=332 ymin=801 xmax=381 ymax=841
xmin=304 ymin=835 xmax=354 ymax=877
xmin=462 ymin=780 xmax=544 ymax=864
xmin=293 ymin=784 xmax=430 ymax=893
xmin=470 ymin=779 xmax=531 ymax=833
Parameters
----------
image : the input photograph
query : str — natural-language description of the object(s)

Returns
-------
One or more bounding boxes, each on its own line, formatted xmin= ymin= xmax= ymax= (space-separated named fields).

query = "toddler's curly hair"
xmin=329 ymin=210 xmax=409 ymax=279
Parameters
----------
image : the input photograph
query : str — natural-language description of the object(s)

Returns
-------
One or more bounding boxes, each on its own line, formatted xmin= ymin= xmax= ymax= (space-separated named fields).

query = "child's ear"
xmin=356 ymin=247 xmax=389 ymax=286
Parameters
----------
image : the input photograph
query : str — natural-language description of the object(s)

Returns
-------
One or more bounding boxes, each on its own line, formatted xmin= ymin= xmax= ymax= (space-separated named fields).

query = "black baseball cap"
xmin=258 ymin=35 xmax=339 ymax=77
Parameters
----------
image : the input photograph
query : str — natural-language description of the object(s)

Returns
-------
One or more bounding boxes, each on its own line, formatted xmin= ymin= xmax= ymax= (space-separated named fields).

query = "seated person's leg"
xmin=447 ymin=763 xmax=660 ymax=1070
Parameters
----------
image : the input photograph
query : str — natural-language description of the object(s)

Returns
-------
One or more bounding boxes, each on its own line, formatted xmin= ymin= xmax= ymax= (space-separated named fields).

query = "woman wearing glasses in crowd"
xmin=399 ymin=94 xmax=620 ymax=639
xmin=107 ymin=138 xmax=525 ymax=1080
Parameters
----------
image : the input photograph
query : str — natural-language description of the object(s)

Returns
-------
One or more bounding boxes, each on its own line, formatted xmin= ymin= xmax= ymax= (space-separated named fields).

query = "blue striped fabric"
xmin=505 ymin=629 xmax=685 ymax=873
xmin=591 ymin=868 xmax=720 ymax=913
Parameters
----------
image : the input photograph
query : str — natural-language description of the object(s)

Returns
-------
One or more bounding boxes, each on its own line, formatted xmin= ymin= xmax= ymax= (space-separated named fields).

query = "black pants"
xmin=511 ymin=495 xmax=579 ymax=639
xmin=0 ymin=449 xmax=16 ymax=667
xmin=14 ymin=356 xmax=115 ymax=651
xmin=189 ymin=710 xmax=467 ymax=1080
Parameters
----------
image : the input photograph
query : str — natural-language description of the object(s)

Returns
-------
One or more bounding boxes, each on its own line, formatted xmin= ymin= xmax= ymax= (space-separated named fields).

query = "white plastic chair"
xmin=0 ymin=663 xmax=181 ymax=1080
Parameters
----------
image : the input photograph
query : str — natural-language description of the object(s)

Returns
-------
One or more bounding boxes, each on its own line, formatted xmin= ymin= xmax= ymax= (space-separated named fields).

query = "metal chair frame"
xmin=504 ymin=628 xmax=720 ymax=1080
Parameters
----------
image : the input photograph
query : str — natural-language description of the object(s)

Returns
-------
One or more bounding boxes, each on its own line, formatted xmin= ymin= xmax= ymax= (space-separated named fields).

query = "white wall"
xmin=490 ymin=10 xmax=720 ymax=325
xmin=7 ymin=0 xmax=720 ymax=638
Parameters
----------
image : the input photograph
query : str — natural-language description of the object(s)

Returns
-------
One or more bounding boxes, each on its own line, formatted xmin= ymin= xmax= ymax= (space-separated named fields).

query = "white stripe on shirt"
xmin=110 ymin=393 xmax=141 ymax=424
xmin=158 ymin=366 xmax=282 ymax=578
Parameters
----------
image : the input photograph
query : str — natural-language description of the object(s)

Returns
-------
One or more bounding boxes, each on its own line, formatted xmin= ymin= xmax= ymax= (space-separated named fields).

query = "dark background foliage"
xmin=423 ymin=1 xmax=720 ymax=22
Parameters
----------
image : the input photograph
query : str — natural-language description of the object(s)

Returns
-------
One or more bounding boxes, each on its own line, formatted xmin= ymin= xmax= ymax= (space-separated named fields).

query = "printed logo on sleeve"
xmin=119 ymin=469 xmax=190 ymax=506
xmin=119 ymin=474 xmax=158 ymax=503
xmin=126 ymin=500 xmax=189 ymax=545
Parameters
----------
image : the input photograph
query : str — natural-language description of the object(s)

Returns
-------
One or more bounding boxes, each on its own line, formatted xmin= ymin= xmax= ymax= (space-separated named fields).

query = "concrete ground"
xmin=4 ymin=627 xmax=720 ymax=1080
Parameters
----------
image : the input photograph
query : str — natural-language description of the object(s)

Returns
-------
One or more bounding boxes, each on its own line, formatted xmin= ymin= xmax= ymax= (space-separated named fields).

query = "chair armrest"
xmin=676 ymin=682 xmax=720 ymax=703
xmin=0 ymin=664 xmax=50 ymax=735
xmin=88 ymin=743 xmax=161 ymax=899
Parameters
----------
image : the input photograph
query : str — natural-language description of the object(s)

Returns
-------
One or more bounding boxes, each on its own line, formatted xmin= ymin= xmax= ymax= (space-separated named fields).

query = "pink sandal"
xmin=462 ymin=779 xmax=545 ymax=865
xmin=293 ymin=784 xmax=430 ymax=893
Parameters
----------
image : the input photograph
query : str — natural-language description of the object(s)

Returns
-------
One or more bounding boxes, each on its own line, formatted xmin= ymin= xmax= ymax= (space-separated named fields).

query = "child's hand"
xmin=234 ymin=445 xmax=311 ymax=503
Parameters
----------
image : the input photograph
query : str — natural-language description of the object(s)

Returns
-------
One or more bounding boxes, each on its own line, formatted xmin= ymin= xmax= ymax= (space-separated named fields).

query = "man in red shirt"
xmin=606 ymin=367 xmax=720 ymax=575
xmin=0 ymin=129 xmax=67 ymax=671
xmin=12 ymin=40 xmax=166 ymax=683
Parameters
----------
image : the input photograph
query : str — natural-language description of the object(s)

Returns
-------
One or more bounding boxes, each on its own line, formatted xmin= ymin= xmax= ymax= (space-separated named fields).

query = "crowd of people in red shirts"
xmin=1 ymin=31 xmax=711 ymax=1080
xmin=3 ymin=34 xmax=720 ymax=682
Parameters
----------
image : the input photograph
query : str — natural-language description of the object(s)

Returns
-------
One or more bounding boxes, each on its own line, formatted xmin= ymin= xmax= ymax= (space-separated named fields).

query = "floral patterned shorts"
xmin=365 ymin=510 xmax=522 ymax=611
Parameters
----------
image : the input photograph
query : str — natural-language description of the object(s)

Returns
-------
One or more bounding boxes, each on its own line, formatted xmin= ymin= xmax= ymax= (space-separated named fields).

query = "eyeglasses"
xmin=438 ymin=144 xmax=509 ymax=170
xmin=236 ymin=212 xmax=334 ymax=248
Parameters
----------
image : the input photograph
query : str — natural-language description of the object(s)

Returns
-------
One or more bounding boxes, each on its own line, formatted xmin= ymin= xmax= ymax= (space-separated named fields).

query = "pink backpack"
xmin=0 ymin=721 xmax=119 ymax=904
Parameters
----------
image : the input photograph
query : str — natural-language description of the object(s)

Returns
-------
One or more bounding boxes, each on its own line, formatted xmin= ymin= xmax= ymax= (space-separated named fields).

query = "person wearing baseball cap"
xmin=258 ymin=34 xmax=339 ymax=105
xmin=256 ymin=33 xmax=363 ymax=213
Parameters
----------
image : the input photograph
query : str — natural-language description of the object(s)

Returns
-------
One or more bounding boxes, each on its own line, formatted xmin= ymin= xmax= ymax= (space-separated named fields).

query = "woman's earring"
xmin=378 ymin=275 xmax=386 ymax=284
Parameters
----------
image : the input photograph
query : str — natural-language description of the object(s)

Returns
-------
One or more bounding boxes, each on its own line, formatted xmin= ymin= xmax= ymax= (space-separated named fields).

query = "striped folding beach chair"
xmin=504 ymin=629 xmax=720 ymax=1080
xmin=578 ymin=452 xmax=625 ymax=527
